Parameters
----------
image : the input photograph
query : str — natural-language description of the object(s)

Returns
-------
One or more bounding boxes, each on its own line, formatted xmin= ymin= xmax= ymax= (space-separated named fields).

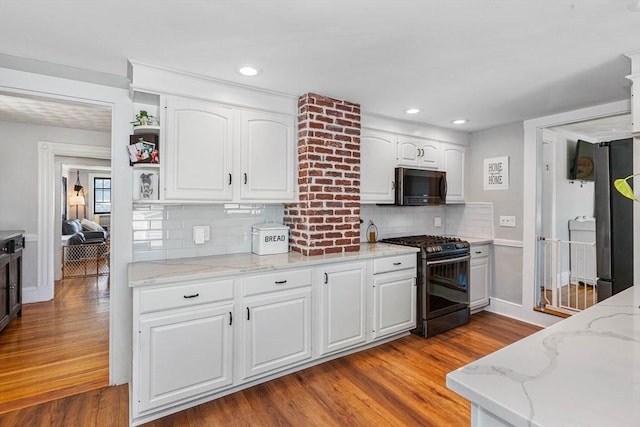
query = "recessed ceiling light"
xmin=405 ymin=108 xmax=420 ymax=115
xmin=451 ymin=119 xmax=468 ymax=125
xmin=238 ymin=65 xmax=261 ymax=76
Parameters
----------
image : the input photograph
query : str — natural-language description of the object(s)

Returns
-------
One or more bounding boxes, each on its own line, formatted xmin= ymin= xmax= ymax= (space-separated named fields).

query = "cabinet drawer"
xmin=373 ymin=254 xmax=417 ymax=274
xmin=138 ymin=279 xmax=235 ymax=314
xmin=243 ymin=268 xmax=312 ymax=296
xmin=471 ymin=245 xmax=490 ymax=259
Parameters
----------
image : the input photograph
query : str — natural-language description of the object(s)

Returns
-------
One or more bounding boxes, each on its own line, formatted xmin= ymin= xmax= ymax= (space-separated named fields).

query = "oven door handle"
xmin=425 ymin=255 xmax=470 ymax=266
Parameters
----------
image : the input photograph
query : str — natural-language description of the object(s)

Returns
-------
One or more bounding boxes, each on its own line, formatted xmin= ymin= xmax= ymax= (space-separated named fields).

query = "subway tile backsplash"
xmin=132 ymin=202 xmax=494 ymax=261
xmin=444 ymin=202 xmax=494 ymax=238
xmin=132 ymin=204 xmax=285 ymax=261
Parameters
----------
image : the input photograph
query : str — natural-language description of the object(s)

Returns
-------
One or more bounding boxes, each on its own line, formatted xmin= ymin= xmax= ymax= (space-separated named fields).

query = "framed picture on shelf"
xmin=133 ymin=168 xmax=159 ymax=201
xmin=128 ymin=134 xmax=159 ymax=165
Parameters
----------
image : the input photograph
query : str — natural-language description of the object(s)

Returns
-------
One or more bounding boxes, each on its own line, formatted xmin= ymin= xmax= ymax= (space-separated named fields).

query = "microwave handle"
xmin=440 ymin=174 xmax=448 ymax=201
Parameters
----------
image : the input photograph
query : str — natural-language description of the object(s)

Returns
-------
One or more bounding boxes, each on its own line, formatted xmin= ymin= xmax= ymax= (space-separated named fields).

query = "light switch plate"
xmin=499 ymin=216 xmax=516 ymax=227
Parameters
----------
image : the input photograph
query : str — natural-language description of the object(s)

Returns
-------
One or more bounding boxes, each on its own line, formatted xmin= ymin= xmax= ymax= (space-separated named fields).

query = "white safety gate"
xmin=539 ymin=237 xmax=597 ymax=312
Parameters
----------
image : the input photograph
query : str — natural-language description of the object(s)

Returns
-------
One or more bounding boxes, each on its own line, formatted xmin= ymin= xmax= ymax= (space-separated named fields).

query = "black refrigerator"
xmin=593 ymin=138 xmax=634 ymax=301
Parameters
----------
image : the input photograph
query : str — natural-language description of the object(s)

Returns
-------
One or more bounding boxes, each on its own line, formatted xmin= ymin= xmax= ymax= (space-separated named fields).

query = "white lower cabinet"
xmin=241 ymin=268 xmax=312 ymax=379
xmin=470 ymin=245 xmax=491 ymax=311
xmin=371 ymin=254 xmax=417 ymax=339
xmin=315 ymin=262 xmax=368 ymax=356
xmin=373 ymin=269 xmax=416 ymax=339
xmin=242 ymin=287 xmax=312 ymax=379
xmin=131 ymin=255 xmax=417 ymax=425
xmin=133 ymin=278 xmax=236 ymax=417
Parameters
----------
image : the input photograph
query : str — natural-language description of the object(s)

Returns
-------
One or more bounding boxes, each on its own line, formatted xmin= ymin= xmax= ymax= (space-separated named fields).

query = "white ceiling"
xmin=0 ymin=0 xmax=639 ymax=133
xmin=0 ymin=93 xmax=111 ymax=132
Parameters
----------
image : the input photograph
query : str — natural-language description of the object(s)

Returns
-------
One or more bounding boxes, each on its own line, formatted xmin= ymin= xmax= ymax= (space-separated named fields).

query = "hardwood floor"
xmin=540 ymin=283 xmax=597 ymax=314
xmin=0 ymin=311 xmax=541 ymax=426
xmin=0 ymin=276 xmax=109 ymax=415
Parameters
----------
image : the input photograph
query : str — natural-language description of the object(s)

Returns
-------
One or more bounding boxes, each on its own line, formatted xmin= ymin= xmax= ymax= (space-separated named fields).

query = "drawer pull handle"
xmin=275 ymin=280 xmax=287 ymax=284
xmin=244 ymin=173 xmax=248 ymax=184
xmin=324 ymin=273 xmax=328 ymax=284
xmin=393 ymin=262 xmax=402 ymax=266
xmin=183 ymin=293 xmax=200 ymax=299
xmin=475 ymin=251 xmax=482 ymax=254
xmin=247 ymin=307 xmax=250 ymax=320
xmin=228 ymin=173 xmax=232 ymax=185
xmin=229 ymin=312 xmax=233 ymax=326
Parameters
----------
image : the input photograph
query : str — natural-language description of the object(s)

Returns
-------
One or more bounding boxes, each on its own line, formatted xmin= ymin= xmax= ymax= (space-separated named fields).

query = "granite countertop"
xmin=446 ymin=285 xmax=640 ymax=427
xmin=129 ymin=243 xmax=419 ymax=287
xmin=0 ymin=230 xmax=25 ymax=243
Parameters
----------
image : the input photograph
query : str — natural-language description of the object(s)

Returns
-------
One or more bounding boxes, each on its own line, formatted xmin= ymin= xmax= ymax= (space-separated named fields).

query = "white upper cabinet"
xmin=240 ymin=110 xmax=296 ymax=201
xmin=164 ymin=96 xmax=234 ymax=201
xmin=442 ymin=143 xmax=466 ymax=203
xmin=163 ymin=96 xmax=296 ymax=203
xmin=397 ymin=137 xmax=441 ymax=170
xmin=361 ymin=130 xmax=396 ymax=204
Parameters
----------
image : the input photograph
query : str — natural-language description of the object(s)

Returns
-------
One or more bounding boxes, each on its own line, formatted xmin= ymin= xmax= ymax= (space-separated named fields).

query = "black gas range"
xmin=381 ymin=235 xmax=471 ymax=337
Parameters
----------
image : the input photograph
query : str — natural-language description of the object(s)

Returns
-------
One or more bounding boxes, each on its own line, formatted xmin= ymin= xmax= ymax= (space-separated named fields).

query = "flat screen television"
xmin=569 ymin=139 xmax=595 ymax=181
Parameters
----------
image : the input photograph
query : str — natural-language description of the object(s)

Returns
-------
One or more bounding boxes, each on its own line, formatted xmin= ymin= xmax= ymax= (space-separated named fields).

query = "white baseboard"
xmin=484 ymin=297 xmax=559 ymax=328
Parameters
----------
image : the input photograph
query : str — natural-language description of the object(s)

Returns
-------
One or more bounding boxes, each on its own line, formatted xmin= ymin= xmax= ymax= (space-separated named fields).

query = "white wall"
xmin=552 ymin=131 xmax=595 ymax=241
xmin=466 ymin=122 xmax=525 ymax=305
xmin=0 ymin=121 xmax=111 ymax=285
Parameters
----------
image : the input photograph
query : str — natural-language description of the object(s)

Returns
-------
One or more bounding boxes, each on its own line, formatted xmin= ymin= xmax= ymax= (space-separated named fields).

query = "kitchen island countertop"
xmin=446 ymin=284 xmax=640 ymax=427
xmin=129 ymin=242 xmax=419 ymax=287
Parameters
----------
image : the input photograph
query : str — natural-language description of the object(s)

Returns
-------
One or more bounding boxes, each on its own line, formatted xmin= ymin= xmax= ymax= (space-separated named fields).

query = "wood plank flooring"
xmin=0 ymin=311 xmax=541 ymax=426
xmin=0 ymin=276 xmax=109 ymax=414
xmin=541 ymin=283 xmax=597 ymax=313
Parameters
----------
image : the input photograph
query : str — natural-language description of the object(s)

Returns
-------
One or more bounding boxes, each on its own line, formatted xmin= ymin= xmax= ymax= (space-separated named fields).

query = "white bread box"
xmin=251 ymin=222 xmax=289 ymax=255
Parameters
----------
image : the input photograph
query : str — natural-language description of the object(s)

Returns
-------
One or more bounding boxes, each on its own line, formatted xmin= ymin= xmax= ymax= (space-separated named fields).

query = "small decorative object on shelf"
xmin=128 ymin=134 xmax=159 ymax=165
xmin=131 ymin=110 xmax=158 ymax=127
xmin=366 ymin=220 xmax=378 ymax=243
xmin=133 ymin=168 xmax=159 ymax=201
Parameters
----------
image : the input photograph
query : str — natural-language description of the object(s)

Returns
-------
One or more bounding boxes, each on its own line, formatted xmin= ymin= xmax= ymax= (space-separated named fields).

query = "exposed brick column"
xmin=283 ymin=93 xmax=361 ymax=256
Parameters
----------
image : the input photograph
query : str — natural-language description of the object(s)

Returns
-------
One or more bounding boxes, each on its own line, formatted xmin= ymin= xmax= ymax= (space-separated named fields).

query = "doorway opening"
xmin=534 ymin=112 xmax=632 ymax=316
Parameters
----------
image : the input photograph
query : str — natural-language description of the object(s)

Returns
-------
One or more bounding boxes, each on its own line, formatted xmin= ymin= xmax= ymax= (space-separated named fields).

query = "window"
xmin=94 ymin=177 xmax=111 ymax=214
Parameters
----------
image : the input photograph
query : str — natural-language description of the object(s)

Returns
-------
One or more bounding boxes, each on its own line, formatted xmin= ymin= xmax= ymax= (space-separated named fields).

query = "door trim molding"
xmin=34 ymin=141 xmax=110 ymax=302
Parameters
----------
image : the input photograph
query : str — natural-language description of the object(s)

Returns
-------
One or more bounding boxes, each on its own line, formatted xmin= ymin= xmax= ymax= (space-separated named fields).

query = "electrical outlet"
xmin=193 ymin=226 xmax=210 ymax=244
xmin=434 ymin=216 xmax=442 ymax=227
xmin=499 ymin=216 xmax=516 ymax=227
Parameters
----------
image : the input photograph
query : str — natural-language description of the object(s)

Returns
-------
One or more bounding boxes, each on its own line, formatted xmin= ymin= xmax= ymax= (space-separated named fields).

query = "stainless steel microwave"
xmin=393 ymin=167 xmax=447 ymax=206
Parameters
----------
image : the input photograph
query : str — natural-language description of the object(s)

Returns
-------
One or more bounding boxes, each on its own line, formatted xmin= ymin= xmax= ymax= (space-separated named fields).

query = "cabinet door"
xmin=164 ymin=97 xmax=234 ymax=201
xmin=442 ymin=144 xmax=466 ymax=203
xmin=419 ymin=141 xmax=441 ymax=170
xmin=136 ymin=304 xmax=234 ymax=413
xmin=397 ymin=139 xmax=419 ymax=167
xmin=373 ymin=270 xmax=416 ymax=339
xmin=240 ymin=110 xmax=296 ymax=201
xmin=0 ymin=256 xmax=9 ymax=329
xmin=470 ymin=256 xmax=490 ymax=311
xmin=361 ymin=131 xmax=396 ymax=203
xmin=242 ymin=288 xmax=311 ymax=379
xmin=317 ymin=262 xmax=367 ymax=355
xmin=9 ymin=251 xmax=21 ymax=316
